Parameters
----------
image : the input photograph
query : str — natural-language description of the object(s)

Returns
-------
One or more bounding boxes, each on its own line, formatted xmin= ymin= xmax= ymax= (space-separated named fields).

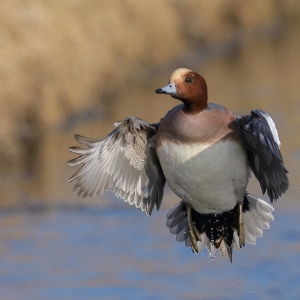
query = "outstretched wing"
xmin=237 ymin=109 xmax=288 ymax=202
xmin=67 ymin=117 xmax=166 ymax=215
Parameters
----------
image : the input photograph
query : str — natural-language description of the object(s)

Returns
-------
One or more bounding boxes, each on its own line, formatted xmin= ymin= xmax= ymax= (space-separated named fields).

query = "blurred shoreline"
xmin=1 ymin=0 xmax=300 ymax=165
xmin=1 ymin=1 xmax=299 ymax=208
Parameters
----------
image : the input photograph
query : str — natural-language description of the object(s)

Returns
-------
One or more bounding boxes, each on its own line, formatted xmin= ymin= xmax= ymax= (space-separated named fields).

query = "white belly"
xmin=157 ymin=141 xmax=248 ymax=214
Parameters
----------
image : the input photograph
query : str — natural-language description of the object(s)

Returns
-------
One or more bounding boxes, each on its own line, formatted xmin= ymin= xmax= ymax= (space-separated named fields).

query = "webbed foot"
xmin=186 ymin=203 xmax=202 ymax=253
xmin=238 ymin=201 xmax=245 ymax=248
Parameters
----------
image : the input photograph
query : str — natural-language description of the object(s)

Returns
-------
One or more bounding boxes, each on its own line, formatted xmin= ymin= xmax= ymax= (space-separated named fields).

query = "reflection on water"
xmin=1 ymin=22 xmax=300 ymax=299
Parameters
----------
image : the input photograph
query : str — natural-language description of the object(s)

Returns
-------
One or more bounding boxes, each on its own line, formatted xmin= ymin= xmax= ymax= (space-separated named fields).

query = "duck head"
xmin=156 ymin=68 xmax=208 ymax=113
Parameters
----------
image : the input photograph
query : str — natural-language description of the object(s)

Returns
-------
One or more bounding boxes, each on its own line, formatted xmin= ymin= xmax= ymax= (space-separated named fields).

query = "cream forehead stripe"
xmin=170 ymin=68 xmax=193 ymax=82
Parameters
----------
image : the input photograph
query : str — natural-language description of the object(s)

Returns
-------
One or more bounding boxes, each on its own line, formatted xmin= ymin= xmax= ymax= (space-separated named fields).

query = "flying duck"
xmin=67 ymin=68 xmax=289 ymax=262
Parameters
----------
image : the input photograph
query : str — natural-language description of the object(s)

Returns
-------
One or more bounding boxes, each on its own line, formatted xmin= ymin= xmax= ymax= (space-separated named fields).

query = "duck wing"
xmin=237 ymin=109 xmax=289 ymax=202
xmin=67 ymin=117 xmax=166 ymax=215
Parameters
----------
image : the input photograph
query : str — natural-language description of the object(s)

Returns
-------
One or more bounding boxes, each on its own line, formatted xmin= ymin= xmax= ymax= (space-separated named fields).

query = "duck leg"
xmin=238 ymin=201 xmax=245 ymax=248
xmin=186 ymin=202 xmax=202 ymax=253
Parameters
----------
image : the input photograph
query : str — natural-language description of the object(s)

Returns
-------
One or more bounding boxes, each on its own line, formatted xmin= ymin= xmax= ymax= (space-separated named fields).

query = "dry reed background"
xmin=1 ymin=0 xmax=300 ymax=165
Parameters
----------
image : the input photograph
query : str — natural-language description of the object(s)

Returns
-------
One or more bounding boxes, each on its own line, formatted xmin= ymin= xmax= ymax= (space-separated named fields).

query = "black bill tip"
xmin=155 ymin=88 xmax=166 ymax=94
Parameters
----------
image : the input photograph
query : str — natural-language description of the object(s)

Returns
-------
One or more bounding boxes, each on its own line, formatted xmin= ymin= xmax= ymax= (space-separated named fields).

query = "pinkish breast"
xmin=156 ymin=103 xmax=242 ymax=147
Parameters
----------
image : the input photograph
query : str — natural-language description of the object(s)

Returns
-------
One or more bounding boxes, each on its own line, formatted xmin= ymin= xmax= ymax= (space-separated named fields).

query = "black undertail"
xmin=166 ymin=193 xmax=274 ymax=262
xmin=191 ymin=195 xmax=250 ymax=249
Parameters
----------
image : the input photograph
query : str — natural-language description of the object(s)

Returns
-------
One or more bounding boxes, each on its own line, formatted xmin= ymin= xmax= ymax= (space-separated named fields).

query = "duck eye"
xmin=185 ymin=77 xmax=192 ymax=83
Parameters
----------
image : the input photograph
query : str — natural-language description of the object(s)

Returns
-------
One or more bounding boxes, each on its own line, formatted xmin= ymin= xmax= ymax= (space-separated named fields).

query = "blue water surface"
xmin=0 ymin=204 xmax=299 ymax=300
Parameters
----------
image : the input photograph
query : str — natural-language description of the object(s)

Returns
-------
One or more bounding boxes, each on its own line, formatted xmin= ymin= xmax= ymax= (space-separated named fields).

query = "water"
xmin=1 ymin=22 xmax=300 ymax=299
xmin=0 ymin=207 xmax=300 ymax=299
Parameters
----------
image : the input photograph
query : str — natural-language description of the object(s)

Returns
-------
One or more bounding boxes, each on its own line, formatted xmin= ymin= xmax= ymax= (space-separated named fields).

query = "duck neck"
xmin=182 ymin=97 xmax=208 ymax=114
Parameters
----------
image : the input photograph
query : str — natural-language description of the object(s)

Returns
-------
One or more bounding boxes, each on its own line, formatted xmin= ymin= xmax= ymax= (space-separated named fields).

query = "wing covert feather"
xmin=237 ymin=109 xmax=288 ymax=202
xmin=67 ymin=117 xmax=166 ymax=215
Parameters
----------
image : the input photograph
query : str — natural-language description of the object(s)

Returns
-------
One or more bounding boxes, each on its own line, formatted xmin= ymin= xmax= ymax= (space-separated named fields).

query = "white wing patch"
xmin=260 ymin=111 xmax=281 ymax=147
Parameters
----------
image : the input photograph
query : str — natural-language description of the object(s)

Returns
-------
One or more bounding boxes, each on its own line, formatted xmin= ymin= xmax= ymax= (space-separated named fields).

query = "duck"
xmin=67 ymin=68 xmax=289 ymax=262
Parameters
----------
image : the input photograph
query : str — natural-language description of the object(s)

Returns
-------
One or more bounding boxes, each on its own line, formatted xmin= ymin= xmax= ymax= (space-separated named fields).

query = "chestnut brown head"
xmin=156 ymin=68 xmax=208 ymax=113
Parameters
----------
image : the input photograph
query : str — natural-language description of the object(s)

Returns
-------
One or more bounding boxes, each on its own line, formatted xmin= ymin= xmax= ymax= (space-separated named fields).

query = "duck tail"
xmin=166 ymin=193 xmax=274 ymax=262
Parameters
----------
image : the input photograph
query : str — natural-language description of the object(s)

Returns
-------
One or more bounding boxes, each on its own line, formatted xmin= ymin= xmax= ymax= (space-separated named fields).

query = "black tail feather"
xmin=192 ymin=206 xmax=237 ymax=249
xmin=166 ymin=194 xmax=273 ymax=261
xmin=192 ymin=195 xmax=250 ymax=249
